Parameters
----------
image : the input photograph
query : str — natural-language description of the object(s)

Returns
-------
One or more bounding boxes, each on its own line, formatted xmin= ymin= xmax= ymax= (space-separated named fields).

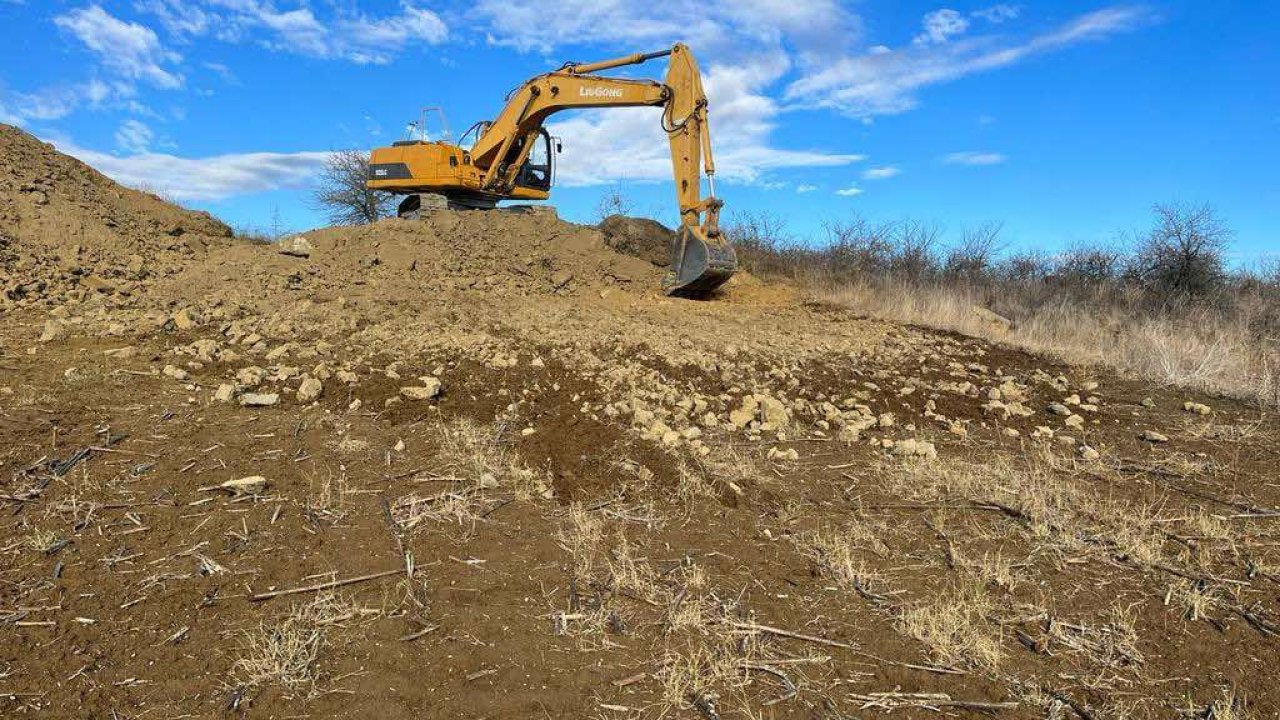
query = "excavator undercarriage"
xmin=367 ymin=44 xmax=736 ymax=297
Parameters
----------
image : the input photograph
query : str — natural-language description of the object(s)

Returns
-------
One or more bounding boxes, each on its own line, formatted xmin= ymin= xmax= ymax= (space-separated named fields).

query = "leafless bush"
xmin=1135 ymin=202 xmax=1230 ymax=300
xmin=313 ymin=149 xmax=392 ymax=225
xmin=595 ymin=183 xmax=633 ymax=221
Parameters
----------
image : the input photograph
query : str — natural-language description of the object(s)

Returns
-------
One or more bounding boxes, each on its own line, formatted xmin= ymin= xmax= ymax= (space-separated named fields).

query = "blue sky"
xmin=1 ymin=1 xmax=1276 ymax=260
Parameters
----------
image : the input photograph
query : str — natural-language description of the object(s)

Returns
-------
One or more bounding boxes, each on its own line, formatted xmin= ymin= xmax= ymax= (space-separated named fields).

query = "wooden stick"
xmin=249 ymin=568 xmax=402 ymax=601
xmin=730 ymin=621 xmax=856 ymax=650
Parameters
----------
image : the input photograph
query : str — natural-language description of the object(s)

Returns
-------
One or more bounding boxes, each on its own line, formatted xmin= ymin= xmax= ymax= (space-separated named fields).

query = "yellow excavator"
xmin=366 ymin=43 xmax=736 ymax=297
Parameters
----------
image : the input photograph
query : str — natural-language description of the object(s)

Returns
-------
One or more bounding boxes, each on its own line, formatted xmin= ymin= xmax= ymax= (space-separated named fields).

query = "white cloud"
xmin=943 ymin=151 xmax=1006 ymax=166
xmin=863 ymin=165 xmax=901 ymax=180
xmin=55 ymin=5 xmax=182 ymax=89
xmin=545 ymin=54 xmax=862 ymax=187
xmin=835 ymin=185 xmax=864 ymax=196
xmin=471 ymin=0 xmax=858 ymax=59
xmin=915 ymin=9 xmax=969 ymax=46
xmin=56 ymin=140 xmax=328 ymax=201
xmin=115 ymin=119 xmax=155 ymax=154
xmin=795 ymin=184 xmax=817 ymax=193
xmin=974 ymin=5 xmax=1021 ymax=24
xmin=785 ymin=5 xmax=1150 ymax=118
xmin=137 ymin=0 xmax=447 ymax=64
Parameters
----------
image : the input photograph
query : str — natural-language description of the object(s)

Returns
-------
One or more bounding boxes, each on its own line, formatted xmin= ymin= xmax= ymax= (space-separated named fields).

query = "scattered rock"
xmin=766 ymin=447 xmax=800 ymax=462
xmin=400 ymin=377 xmax=442 ymax=401
xmin=1046 ymin=403 xmax=1071 ymax=416
xmin=215 ymin=476 xmax=268 ymax=496
xmin=214 ymin=384 xmax=236 ymax=403
xmin=1079 ymin=445 xmax=1101 ymax=461
xmin=39 ymin=319 xmax=64 ymax=342
xmin=971 ymin=305 xmax=1012 ymax=334
xmin=162 ymin=364 xmax=189 ymax=381
xmin=296 ymin=376 xmax=323 ymax=403
xmin=1139 ymin=430 xmax=1169 ymax=443
xmin=239 ymin=392 xmax=280 ymax=407
xmin=173 ymin=307 xmax=201 ymax=330
xmin=892 ymin=438 xmax=937 ymax=460
xmin=277 ymin=235 xmax=314 ymax=258
xmin=1140 ymin=397 xmax=1156 ymax=408
xmin=1183 ymin=401 xmax=1211 ymax=416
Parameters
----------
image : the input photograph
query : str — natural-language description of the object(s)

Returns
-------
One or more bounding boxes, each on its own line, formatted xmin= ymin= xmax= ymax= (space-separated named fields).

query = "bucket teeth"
xmin=663 ymin=226 xmax=737 ymax=298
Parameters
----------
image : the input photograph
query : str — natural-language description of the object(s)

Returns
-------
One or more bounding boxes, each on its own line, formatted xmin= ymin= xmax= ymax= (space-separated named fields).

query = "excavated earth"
xmin=3 ymin=124 xmax=1280 ymax=719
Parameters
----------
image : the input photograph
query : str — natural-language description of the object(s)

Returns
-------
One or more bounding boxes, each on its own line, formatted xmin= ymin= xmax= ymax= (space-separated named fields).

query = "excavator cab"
xmin=512 ymin=129 xmax=554 ymax=192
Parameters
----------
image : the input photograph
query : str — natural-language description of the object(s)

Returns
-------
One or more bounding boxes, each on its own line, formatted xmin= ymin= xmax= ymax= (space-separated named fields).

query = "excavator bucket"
xmin=663 ymin=226 xmax=737 ymax=298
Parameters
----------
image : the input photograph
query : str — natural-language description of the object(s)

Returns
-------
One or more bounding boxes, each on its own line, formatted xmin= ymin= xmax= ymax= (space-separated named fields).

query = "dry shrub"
xmin=1049 ymin=606 xmax=1143 ymax=668
xmin=898 ymin=578 xmax=1003 ymax=669
xmin=817 ymin=280 xmax=1278 ymax=409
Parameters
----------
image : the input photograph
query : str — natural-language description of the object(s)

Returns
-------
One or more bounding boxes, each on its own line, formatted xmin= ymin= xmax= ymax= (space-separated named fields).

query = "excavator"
xmin=366 ymin=43 xmax=736 ymax=297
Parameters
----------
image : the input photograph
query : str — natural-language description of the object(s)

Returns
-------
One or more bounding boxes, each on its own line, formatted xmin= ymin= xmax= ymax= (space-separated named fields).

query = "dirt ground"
xmin=3 ymin=124 xmax=1280 ymax=719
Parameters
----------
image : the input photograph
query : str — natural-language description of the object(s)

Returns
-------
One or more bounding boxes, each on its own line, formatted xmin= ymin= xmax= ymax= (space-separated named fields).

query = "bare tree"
xmin=1136 ymin=202 xmax=1230 ymax=299
xmin=313 ymin=149 xmax=392 ymax=225
xmin=595 ymin=183 xmax=633 ymax=221
xmin=944 ymin=222 xmax=1004 ymax=281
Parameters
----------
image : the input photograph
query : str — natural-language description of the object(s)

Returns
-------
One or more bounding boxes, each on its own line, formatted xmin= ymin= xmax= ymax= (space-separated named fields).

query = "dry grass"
xmin=817 ymin=280 xmax=1279 ymax=409
xmin=232 ymin=592 xmax=367 ymax=697
xmin=392 ymin=419 xmax=547 ymax=531
xmin=898 ymin=578 xmax=1004 ymax=669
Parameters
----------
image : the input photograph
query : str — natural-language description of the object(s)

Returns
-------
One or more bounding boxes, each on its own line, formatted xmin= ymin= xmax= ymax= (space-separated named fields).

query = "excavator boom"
xmin=367 ymin=43 xmax=735 ymax=297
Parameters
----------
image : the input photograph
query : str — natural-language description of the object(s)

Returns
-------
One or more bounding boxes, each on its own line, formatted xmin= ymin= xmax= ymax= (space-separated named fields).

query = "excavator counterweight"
xmin=367 ymin=43 xmax=736 ymax=297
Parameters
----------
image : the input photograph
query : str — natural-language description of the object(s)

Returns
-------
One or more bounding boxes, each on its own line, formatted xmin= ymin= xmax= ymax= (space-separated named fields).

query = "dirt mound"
xmin=597 ymin=214 xmax=674 ymax=267
xmin=0 ymin=124 xmax=232 ymax=308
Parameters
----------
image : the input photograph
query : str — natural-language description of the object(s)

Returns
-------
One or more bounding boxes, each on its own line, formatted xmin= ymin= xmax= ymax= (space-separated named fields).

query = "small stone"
xmin=162 ymin=364 xmax=190 ymax=381
xmin=39 ymin=320 xmax=64 ymax=342
xmin=393 ymin=439 xmax=406 ymax=451
xmin=1140 ymin=397 xmax=1156 ymax=408
xmin=173 ymin=307 xmax=200 ymax=330
xmin=218 ymin=476 xmax=268 ymax=496
xmin=892 ymin=438 xmax=938 ymax=460
xmin=296 ymin=377 xmax=323 ymax=403
xmin=214 ymin=384 xmax=236 ymax=403
xmin=240 ymin=392 xmax=280 ymax=407
xmin=766 ymin=447 xmax=800 ymax=461
xmin=1182 ymin=401 xmax=1211 ymax=416
xmin=277 ymin=235 xmax=313 ymax=258
xmin=1139 ymin=430 xmax=1169 ymax=443
xmin=1046 ymin=403 xmax=1071 ymax=416
xmin=400 ymin=377 xmax=442 ymax=401
xmin=550 ymin=270 xmax=574 ymax=289
xmin=1064 ymin=414 xmax=1084 ymax=429
xmin=521 ymin=427 xmax=537 ymax=437
xmin=1079 ymin=446 xmax=1101 ymax=461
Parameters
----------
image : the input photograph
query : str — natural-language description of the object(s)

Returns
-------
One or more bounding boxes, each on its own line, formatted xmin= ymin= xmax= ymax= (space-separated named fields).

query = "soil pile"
xmin=0 ymin=123 xmax=231 ymax=308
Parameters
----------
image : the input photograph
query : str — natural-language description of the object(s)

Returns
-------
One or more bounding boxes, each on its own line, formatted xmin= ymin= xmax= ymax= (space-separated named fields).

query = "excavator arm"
xmin=467 ymin=44 xmax=733 ymax=296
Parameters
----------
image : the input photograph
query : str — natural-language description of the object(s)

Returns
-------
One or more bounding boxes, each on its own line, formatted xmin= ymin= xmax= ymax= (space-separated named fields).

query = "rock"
xmin=971 ymin=305 xmax=1012 ymax=334
xmin=893 ymin=438 xmax=938 ymax=460
xmin=336 ymin=369 xmax=359 ymax=384
xmin=214 ymin=384 xmax=236 ymax=403
xmin=550 ymin=270 xmax=574 ymax=289
xmin=728 ymin=395 xmax=760 ymax=429
xmin=1140 ymin=397 xmax=1156 ymax=408
xmin=597 ymin=215 xmax=673 ymax=267
xmin=1064 ymin=414 xmax=1084 ymax=429
xmin=217 ymin=476 xmax=268 ymax=496
xmin=766 ymin=446 xmax=800 ymax=462
xmin=296 ymin=377 xmax=323 ymax=403
xmin=1046 ymin=403 xmax=1071 ymax=416
xmin=162 ymin=364 xmax=190 ymax=381
xmin=1079 ymin=446 xmax=1100 ymax=461
xmin=277 ymin=235 xmax=313 ymax=258
xmin=39 ymin=319 xmax=64 ymax=342
xmin=758 ymin=395 xmax=789 ymax=427
xmin=236 ymin=366 xmax=267 ymax=388
xmin=1183 ymin=401 xmax=1211 ymax=416
xmin=1139 ymin=430 xmax=1169 ymax=443
xmin=400 ymin=377 xmax=442 ymax=401
xmin=103 ymin=346 xmax=137 ymax=359
xmin=173 ymin=307 xmax=200 ymax=330
xmin=239 ymin=392 xmax=280 ymax=407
